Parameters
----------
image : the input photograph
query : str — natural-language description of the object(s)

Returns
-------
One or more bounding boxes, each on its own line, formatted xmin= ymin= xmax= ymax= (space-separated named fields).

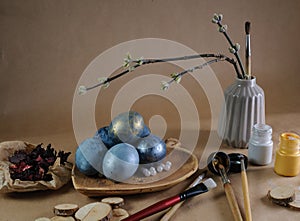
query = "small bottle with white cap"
xmin=248 ymin=123 xmax=273 ymax=165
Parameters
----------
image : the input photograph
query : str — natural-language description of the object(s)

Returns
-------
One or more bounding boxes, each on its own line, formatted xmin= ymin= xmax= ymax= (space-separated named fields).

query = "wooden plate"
xmin=72 ymin=146 xmax=198 ymax=197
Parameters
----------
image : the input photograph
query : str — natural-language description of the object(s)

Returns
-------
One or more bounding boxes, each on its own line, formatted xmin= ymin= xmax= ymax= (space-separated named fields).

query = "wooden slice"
xmin=75 ymin=202 xmax=102 ymax=221
xmin=101 ymin=197 xmax=124 ymax=208
xmin=35 ymin=218 xmax=51 ymax=221
xmin=288 ymin=200 xmax=300 ymax=210
xmin=82 ymin=203 xmax=112 ymax=221
xmin=268 ymin=186 xmax=295 ymax=207
xmin=50 ymin=216 xmax=75 ymax=221
xmin=53 ymin=203 xmax=79 ymax=216
xmin=112 ymin=208 xmax=129 ymax=221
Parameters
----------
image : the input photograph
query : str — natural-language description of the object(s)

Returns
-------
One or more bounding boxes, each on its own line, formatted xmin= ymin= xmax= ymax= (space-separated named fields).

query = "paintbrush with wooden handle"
xmin=245 ymin=21 xmax=251 ymax=79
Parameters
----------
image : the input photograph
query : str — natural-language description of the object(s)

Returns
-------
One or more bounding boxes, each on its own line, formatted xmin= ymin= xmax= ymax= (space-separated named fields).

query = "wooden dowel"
xmin=224 ymin=182 xmax=243 ymax=221
xmin=241 ymin=159 xmax=252 ymax=221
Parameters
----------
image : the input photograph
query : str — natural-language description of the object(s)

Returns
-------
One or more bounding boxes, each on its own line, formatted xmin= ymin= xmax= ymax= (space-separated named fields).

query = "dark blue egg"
xmin=140 ymin=125 xmax=151 ymax=138
xmin=94 ymin=126 xmax=120 ymax=148
xmin=135 ymin=134 xmax=167 ymax=164
xmin=75 ymin=137 xmax=108 ymax=176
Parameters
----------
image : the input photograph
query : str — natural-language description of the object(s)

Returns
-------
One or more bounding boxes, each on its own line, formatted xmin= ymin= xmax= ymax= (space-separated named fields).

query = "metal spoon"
xmin=207 ymin=152 xmax=243 ymax=221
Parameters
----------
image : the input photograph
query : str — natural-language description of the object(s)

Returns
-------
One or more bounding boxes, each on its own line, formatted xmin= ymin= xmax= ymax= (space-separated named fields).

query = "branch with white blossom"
xmin=78 ymin=53 xmax=241 ymax=94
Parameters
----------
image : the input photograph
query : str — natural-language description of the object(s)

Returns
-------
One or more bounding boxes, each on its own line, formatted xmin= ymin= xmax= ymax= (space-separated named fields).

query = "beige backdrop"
xmin=1 ymin=0 xmax=300 ymax=143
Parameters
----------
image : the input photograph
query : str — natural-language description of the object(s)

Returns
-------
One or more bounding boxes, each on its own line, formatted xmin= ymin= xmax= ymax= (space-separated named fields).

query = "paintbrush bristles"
xmin=203 ymin=178 xmax=217 ymax=190
xmin=245 ymin=21 xmax=251 ymax=35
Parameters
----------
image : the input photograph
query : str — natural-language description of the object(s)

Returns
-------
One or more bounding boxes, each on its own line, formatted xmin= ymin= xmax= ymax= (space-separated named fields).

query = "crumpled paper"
xmin=0 ymin=141 xmax=72 ymax=193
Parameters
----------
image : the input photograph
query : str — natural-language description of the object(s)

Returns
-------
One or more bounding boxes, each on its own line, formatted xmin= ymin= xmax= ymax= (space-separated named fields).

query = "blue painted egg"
xmin=141 ymin=125 xmax=151 ymax=138
xmin=102 ymin=143 xmax=139 ymax=182
xmin=108 ymin=111 xmax=146 ymax=144
xmin=75 ymin=137 xmax=108 ymax=176
xmin=135 ymin=134 xmax=167 ymax=164
xmin=94 ymin=126 xmax=120 ymax=148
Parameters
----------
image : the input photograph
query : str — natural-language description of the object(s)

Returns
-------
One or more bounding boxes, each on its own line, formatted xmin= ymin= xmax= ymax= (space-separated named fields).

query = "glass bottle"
xmin=274 ymin=133 xmax=300 ymax=176
xmin=248 ymin=124 xmax=273 ymax=165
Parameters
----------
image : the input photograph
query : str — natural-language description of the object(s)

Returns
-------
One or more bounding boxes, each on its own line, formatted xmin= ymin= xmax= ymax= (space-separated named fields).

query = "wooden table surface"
xmin=0 ymin=113 xmax=299 ymax=221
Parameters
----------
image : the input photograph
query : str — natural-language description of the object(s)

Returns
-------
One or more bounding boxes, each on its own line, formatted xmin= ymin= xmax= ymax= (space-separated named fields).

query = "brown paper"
xmin=0 ymin=141 xmax=72 ymax=193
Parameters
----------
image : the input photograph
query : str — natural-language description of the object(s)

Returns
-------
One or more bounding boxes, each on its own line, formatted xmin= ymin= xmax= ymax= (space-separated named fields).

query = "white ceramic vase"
xmin=218 ymin=77 xmax=265 ymax=148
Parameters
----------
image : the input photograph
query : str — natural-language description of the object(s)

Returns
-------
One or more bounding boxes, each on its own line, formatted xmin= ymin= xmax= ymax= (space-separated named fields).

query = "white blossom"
xmin=78 ymin=85 xmax=87 ymax=95
xmin=97 ymin=77 xmax=110 ymax=88
xmin=219 ymin=24 xmax=228 ymax=33
xmin=161 ymin=81 xmax=170 ymax=91
xmin=171 ymin=73 xmax=182 ymax=83
xmin=229 ymin=47 xmax=236 ymax=54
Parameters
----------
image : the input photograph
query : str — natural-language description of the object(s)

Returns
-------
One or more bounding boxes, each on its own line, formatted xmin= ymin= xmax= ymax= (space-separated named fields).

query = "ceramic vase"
xmin=217 ymin=77 xmax=265 ymax=148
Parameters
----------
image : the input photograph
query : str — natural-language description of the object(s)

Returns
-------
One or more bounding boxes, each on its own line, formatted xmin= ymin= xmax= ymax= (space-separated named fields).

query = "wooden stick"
xmin=218 ymin=164 xmax=243 ymax=221
xmin=223 ymin=182 xmax=243 ymax=221
xmin=241 ymin=159 xmax=252 ymax=221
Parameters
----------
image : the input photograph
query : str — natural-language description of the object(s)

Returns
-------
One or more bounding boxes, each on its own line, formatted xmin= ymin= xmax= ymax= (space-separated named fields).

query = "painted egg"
xmin=135 ymin=134 xmax=167 ymax=164
xmin=141 ymin=125 xmax=151 ymax=138
xmin=94 ymin=126 xmax=119 ymax=148
xmin=75 ymin=137 xmax=108 ymax=176
xmin=108 ymin=111 xmax=146 ymax=144
xmin=102 ymin=143 xmax=139 ymax=182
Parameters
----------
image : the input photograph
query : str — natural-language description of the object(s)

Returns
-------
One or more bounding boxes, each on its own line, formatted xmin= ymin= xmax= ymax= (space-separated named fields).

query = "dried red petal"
xmin=8 ymin=143 xmax=70 ymax=181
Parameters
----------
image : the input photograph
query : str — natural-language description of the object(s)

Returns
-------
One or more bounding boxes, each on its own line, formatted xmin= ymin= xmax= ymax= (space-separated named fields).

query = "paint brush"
xmin=122 ymin=178 xmax=217 ymax=221
xmin=241 ymin=158 xmax=252 ymax=221
xmin=160 ymin=170 xmax=207 ymax=221
xmin=245 ymin=21 xmax=251 ymax=78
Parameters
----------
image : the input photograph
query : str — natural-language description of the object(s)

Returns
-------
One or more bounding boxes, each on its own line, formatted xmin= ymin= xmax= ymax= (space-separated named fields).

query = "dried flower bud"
xmin=161 ymin=81 xmax=170 ymax=91
xmin=218 ymin=24 xmax=227 ymax=33
xmin=213 ymin=13 xmax=219 ymax=21
xmin=234 ymin=43 xmax=241 ymax=51
xmin=123 ymin=53 xmax=132 ymax=68
xmin=78 ymin=85 xmax=87 ymax=95
xmin=212 ymin=13 xmax=223 ymax=23
xmin=129 ymin=66 xmax=135 ymax=72
xmin=136 ymin=57 xmax=144 ymax=66
xmin=212 ymin=18 xmax=218 ymax=24
xmin=229 ymin=47 xmax=236 ymax=54
xmin=125 ymin=53 xmax=132 ymax=61
xmin=97 ymin=77 xmax=110 ymax=88
xmin=171 ymin=73 xmax=182 ymax=83
xmin=123 ymin=61 xmax=130 ymax=68
xmin=218 ymin=14 xmax=223 ymax=21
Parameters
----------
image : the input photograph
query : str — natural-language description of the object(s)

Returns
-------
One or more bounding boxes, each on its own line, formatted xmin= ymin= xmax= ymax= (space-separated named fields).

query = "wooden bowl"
xmin=72 ymin=146 xmax=198 ymax=197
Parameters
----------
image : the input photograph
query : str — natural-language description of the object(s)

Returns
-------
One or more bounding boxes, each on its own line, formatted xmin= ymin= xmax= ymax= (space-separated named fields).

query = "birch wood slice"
xmin=53 ymin=203 xmax=79 ymax=216
xmin=112 ymin=208 xmax=129 ymax=221
xmin=288 ymin=200 xmax=300 ymax=210
xmin=268 ymin=186 xmax=295 ymax=207
xmin=81 ymin=203 xmax=112 ymax=221
xmin=72 ymin=145 xmax=198 ymax=197
xmin=35 ymin=218 xmax=52 ymax=221
xmin=75 ymin=202 xmax=103 ymax=221
xmin=50 ymin=216 xmax=75 ymax=221
xmin=101 ymin=197 xmax=124 ymax=208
